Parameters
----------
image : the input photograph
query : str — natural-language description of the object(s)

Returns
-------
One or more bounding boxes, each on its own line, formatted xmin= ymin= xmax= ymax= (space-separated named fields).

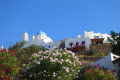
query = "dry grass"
xmin=76 ymin=54 xmax=103 ymax=63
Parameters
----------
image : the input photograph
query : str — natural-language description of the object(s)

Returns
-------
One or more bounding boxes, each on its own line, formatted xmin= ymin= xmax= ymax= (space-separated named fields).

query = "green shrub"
xmin=86 ymin=50 xmax=96 ymax=56
xmin=87 ymin=50 xmax=105 ymax=57
xmin=78 ymin=65 xmax=117 ymax=80
xmin=21 ymin=49 xmax=82 ymax=80
xmin=96 ymin=52 xmax=105 ymax=57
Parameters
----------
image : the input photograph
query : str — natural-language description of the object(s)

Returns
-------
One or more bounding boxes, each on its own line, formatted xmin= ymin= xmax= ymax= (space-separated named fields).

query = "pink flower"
xmin=5 ymin=73 xmax=8 ymax=75
xmin=20 ymin=58 xmax=22 ymax=61
xmin=111 ymin=69 xmax=115 ymax=74
xmin=10 ymin=54 xmax=14 ymax=56
xmin=97 ymin=64 xmax=99 ymax=68
xmin=1 ymin=69 xmax=4 ymax=72
xmin=13 ymin=53 xmax=16 ymax=55
xmin=3 ymin=49 xmax=7 ymax=51
xmin=5 ymin=57 xmax=7 ymax=59
xmin=12 ymin=49 xmax=14 ymax=52
xmin=1 ymin=65 xmax=4 ymax=67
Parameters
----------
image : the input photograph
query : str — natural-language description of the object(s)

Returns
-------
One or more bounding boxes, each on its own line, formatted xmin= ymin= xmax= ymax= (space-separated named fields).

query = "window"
xmin=49 ymin=46 xmax=50 ymax=48
xmin=81 ymin=41 xmax=85 ymax=45
xmin=76 ymin=42 xmax=79 ymax=46
xmin=69 ymin=43 xmax=73 ymax=47
xmin=94 ymin=36 xmax=99 ymax=38
xmin=101 ymin=35 xmax=103 ymax=38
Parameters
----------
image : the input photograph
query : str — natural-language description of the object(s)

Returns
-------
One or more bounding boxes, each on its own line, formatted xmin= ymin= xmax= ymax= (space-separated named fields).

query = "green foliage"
xmin=117 ymin=67 xmax=120 ymax=79
xmin=86 ymin=50 xmax=104 ymax=57
xmin=18 ymin=45 xmax=46 ymax=64
xmin=109 ymin=31 xmax=120 ymax=56
xmin=78 ymin=65 xmax=116 ymax=80
xmin=8 ymin=41 xmax=25 ymax=53
xmin=109 ymin=31 xmax=120 ymax=79
xmin=9 ymin=41 xmax=25 ymax=50
xmin=0 ymin=49 xmax=21 ymax=80
xmin=95 ymin=52 xmax=104 ymax=57
xmin=21 ymin=49 xmax=82 ymax=80
xmin=87 ymin=50 xmax=95 ymax=56
xmin=8 ymin=41 xmax=46 ymax=65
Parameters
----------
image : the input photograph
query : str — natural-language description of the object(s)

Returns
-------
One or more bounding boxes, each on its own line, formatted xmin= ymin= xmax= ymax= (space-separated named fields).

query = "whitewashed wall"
xmin=65 ymin=37 xmax=90 ymax=49
xmin=49 ymin=41 xmax=60 ymax=49
xmin=84 ymin=31 xmax=94 ymax=39
xmin=91 ymin=53 xmax=119 ymax=70
xmin=84 ymin=31 xmax=110 ymax=43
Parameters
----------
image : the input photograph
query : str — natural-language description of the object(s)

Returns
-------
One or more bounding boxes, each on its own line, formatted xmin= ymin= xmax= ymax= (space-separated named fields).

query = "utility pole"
xmin=9 ymin=42 xmax=12 ymax=48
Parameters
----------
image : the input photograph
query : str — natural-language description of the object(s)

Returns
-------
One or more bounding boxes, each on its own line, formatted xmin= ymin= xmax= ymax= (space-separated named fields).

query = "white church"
xmin=22 ymin=31 xmax=60 ymax=49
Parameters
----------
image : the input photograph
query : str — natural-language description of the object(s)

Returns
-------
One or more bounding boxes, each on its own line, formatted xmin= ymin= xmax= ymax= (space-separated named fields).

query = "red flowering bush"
xmin=78 ymin=64 xmax=117 ymax=80
xmin=0 ymin=49 xmax=21 ymax=80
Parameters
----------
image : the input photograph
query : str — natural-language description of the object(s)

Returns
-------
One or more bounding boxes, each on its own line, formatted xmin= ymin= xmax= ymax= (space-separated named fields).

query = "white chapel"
xmin=22 ymin=31 xmax=54 ymax=49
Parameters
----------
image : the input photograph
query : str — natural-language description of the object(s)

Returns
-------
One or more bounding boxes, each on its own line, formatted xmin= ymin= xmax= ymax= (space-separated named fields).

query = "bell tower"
xmin=0 ymin=44 xmax=4 ymax=50
xmin=22 ymin=31 xmax=29 ymax=42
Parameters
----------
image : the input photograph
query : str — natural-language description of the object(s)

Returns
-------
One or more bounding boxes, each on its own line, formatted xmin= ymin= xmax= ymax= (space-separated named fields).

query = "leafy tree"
xmin=19 ymin=45 xmax=46 ymax=64
xmin=8 ymin=41 xmax=25 ymax=51
xmin=109 ymin=31 xmax=120 ymax=55
xmin=109 ymin=31 xmax=120 ymax=79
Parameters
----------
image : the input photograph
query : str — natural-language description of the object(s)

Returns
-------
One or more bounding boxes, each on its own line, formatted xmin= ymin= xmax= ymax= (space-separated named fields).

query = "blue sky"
xmin=0 ymin=0 xmax=120 ymax=48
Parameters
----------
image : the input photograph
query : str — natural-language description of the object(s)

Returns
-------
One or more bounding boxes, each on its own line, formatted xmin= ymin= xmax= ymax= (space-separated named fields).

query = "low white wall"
xmin=91 ymin=53 xmax=119 ymax=70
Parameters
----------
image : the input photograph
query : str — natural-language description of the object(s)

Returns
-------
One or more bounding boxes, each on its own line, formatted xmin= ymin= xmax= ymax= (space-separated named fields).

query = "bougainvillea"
xmin=0 ymin=49 xmax=21 ymax=80
xmin=21 ymin=49 xmax=82 ymax=80
xmin=78 ymin=64 xmax=117 ymax=80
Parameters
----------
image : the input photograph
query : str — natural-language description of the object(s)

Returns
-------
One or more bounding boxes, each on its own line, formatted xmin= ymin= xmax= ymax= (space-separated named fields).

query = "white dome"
xmin=36 ymin=31 xmax=46 ymax=35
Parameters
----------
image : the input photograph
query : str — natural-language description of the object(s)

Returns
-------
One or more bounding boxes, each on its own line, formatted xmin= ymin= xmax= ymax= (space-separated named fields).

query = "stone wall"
xmin=90 ymin=43 xmax=110 ymax=56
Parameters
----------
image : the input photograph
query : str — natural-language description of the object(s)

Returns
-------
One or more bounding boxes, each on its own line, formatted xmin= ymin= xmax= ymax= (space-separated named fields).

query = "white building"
xmin=84 ymin=31 xmax=111 ymax=43
xmin=65 ymin=31 xmax=111 ymax=49
xmin=22 ymin=31 xmax=60 ymax=49
xmin=65 ymin=35 xmax=91 ymax=49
